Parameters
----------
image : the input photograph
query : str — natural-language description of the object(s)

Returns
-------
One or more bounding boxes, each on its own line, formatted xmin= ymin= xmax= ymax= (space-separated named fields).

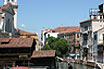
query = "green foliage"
xmin=41 ymin=44 xmax=51 ymax=50
xmin=42 ymin=37 xmax=70 ymax=57
xmin=2 ymin=33 xmax=9 ymax=38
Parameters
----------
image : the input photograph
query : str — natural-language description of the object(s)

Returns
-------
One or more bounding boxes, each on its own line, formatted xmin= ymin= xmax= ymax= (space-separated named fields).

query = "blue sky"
xmin=0 ymin=0 xmax=104 ymax=40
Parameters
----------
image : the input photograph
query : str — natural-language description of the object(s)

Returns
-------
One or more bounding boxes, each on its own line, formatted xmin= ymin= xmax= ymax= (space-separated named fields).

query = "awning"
xmin=70 ymin=54 xmax=75 ymax=57
xmin=69 ymin=54 xmax=80 ymax=57
xmin=76 ymin=54 xmax=80 ymax=56
xmin=11 ymin=67 xmax=29 ymax=69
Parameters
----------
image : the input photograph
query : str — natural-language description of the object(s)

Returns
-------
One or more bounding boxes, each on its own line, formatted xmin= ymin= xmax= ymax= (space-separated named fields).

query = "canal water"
xmin=71 ymin=63 xmax=97 ymax=69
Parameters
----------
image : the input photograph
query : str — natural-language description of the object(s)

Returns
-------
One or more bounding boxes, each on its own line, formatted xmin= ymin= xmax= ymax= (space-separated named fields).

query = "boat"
xmin=11 ymin=67 xmax=29 ymax=69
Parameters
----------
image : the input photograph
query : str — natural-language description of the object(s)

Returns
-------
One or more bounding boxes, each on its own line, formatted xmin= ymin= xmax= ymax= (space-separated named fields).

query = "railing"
xmin=56 ymin=62 xmax=69 ymax=69
xmin=83 ymin=45 xmax=89 ymax=48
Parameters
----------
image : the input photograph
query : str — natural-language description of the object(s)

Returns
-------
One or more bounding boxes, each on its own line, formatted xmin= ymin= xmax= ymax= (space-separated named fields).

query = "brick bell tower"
xmin=4 ymin=0 xmax=18 ymax=29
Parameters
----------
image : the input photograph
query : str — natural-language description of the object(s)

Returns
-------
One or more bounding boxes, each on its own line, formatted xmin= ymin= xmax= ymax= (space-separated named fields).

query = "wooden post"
xmin=28 ymin=61 xmax=30 ymax=67
xmin=13 ymin=61 xmax=15 ymax=67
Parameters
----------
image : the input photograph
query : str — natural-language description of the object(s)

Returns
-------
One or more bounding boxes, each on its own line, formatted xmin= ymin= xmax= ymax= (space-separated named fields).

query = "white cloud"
xmin=21 ymin=24 xmax=26 ymax=28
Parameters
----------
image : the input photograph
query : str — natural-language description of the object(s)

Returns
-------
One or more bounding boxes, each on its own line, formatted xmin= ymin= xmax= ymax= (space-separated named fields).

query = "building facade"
xmin=41 ymin=26 xmax=80 ymax=59
xmin=4 ymin=0 xmax=18 ymax=29
xmin=93 ymin=27 xmax=104 ymax=63
xmin=57 ymin=27 xmax=80 ymax=59
xmin=41 ymin=29 xmax=59 ymax=45
xmin=80 ymin=3 xmax=104 ymax=61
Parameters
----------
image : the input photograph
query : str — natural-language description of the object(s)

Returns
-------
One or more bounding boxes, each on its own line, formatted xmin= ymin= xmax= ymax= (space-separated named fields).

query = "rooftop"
xmin=0 ymin=38 xmax=35 ymax=48
xmin=31 ymin=50 xmax=56 ymax=58
xmin=53 ymin=26 xmax=80 ymax=33
xmin=42 ymin=29 xmax=53 ymax=32
xmin=17 ymin=29 xmax=37 ymax=36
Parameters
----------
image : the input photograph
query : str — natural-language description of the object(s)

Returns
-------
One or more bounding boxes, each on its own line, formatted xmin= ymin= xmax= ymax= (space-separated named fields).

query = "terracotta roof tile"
xmin=0 ymin=38 xmax=35 ymax=48
xmin=53 ymin=26 xmax=80 ymax=33
xmin=1 ymin=3 xmax=12 ymax=10
xmin=0 ymin=3 xmax=15 ymax=15
xmin=17 ymin=29 xmax=37 ymax=36
xmin=43 ymin=29 xmax=53 ymax=32
xmin=31 ymin=50 xmax=56 ymax=58
xmin=0 ymin=38 xmax=10 ymax=42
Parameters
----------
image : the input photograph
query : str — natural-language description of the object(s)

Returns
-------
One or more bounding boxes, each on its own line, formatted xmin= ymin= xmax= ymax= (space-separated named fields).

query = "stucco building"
xmin=80 ymin=3 xmax=104 ymax=61
xmin=55 ymin=27 xmax=80 ymax=59
xmin=41 ymin=29 xmax=58 ymax=45
xmin=93 ymin=27 xmax=104 ymax=63
xmin=41 ymin=26 xmax=80 ymax=59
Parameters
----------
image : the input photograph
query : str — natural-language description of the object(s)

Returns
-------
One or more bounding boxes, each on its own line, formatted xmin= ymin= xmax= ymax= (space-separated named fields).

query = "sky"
xmin=0 ymin=0 xmax=104 ymax=40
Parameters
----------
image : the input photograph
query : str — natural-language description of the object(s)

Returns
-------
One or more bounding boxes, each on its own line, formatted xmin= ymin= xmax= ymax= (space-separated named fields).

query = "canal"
xmin=71 ymin=63 xmax=97 ymax=69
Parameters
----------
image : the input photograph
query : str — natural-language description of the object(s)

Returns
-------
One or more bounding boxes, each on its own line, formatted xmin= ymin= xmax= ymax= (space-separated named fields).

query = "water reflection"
xmin=71 ymin=63 xmax=97 ymax=69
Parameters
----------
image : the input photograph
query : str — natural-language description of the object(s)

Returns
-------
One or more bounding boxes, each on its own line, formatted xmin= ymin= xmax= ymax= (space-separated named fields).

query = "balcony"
xmin=81 ymin=26 xmax=91 ymax=34
xmin=82 ymin=30 xmax=88 ymax=34
xmin=82 ymin=40 xmax=89 ymax=48
xmin=83 ymin=44 xmax=89 ymax=48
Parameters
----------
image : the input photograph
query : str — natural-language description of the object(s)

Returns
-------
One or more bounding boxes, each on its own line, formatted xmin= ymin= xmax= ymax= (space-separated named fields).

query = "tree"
xmin=42 ymin=37 xmax=70 ymax=57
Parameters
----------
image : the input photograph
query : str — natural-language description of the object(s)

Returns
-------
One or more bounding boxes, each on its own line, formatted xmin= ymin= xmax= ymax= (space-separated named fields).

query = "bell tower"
xmin=4 ymin=0 xmax=18 ymax=29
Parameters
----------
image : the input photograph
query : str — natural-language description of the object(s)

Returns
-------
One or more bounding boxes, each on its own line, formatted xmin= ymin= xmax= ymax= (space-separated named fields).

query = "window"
xmin=103 ymin=34 xmax=104 ymax=42
xmin=77 ymin=40 xmax=79 ymax=44
xmin=100 ymin=25 xmax=102 ymax=27
xmin=100 ymin=15 xmax=103 ymax=19
xmin=48 ymin=34 xmax=50 ymax=37
xmin=77 ymin=34 xmax=79 ymax=38
xmin=94 ymin=34 xmax=97 ymax=40
xmin=103 ymin=15 xmax=104 ymax=19
xmin=94 ymin=16 xmax=97 ymax=19
xmin=84 ymin=26 xmax=88 ymax=31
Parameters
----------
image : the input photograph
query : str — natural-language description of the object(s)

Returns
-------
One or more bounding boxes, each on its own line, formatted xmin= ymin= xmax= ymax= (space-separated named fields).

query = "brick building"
xmin=53 ymin=26 xmax=80 ymax=59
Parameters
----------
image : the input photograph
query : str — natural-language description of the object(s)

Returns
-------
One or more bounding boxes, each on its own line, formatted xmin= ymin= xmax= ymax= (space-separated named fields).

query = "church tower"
xmin=4 ymin=0 xmax=18 ymax=29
